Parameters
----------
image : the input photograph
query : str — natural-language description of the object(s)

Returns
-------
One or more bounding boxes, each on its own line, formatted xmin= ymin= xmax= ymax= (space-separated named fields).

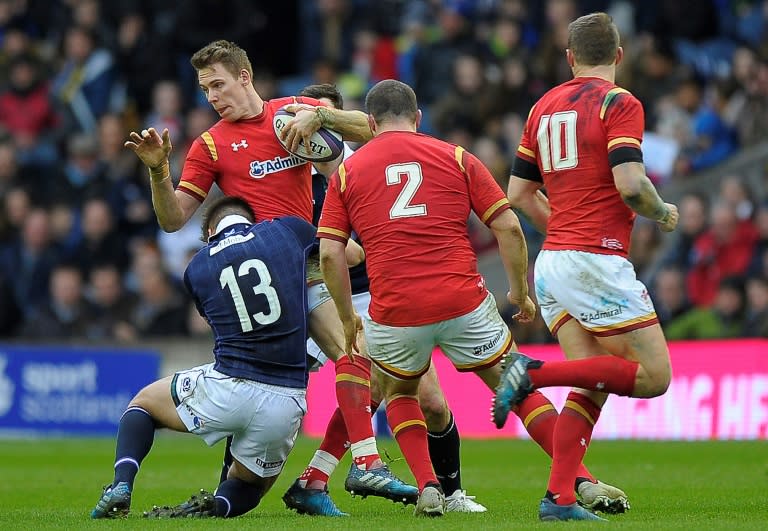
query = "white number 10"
xmin=537 ymin=111 xmax=578 ymax=172
xmin=387 ymin=162 xmax=427 ymax=219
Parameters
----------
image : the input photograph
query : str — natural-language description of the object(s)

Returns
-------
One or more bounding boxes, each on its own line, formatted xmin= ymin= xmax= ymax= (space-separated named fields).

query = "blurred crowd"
xmin=0 ymin=0 xmax=766 ymax=343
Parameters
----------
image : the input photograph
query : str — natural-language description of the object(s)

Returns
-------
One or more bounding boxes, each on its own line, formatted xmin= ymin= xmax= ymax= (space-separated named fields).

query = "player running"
xmin=496 ymin=12 xmax=679 ymax=522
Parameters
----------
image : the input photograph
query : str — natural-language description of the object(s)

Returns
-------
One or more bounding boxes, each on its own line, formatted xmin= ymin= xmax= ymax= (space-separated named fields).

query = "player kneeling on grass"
xmin=90 ymin=196 xmax=316 ymax=519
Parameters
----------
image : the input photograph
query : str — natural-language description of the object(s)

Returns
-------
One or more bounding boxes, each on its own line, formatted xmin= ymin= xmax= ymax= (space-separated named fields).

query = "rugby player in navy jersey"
xmin=91 ymin=196 xmax=316 ymax=519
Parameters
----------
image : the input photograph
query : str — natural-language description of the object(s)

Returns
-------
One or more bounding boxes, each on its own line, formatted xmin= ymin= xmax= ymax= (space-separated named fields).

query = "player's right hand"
xmin=125 ymin=127 xmax=172 ymax=171
xmin=342 ymin=312 xmax=363 ymax=361
xmin=507 ymin=294 xmax=537 ymax=323
xmin=658 ymin=202 xmax=679 ymax=232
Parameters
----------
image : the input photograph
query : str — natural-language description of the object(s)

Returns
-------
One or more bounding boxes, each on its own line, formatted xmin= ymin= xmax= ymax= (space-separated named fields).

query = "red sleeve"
xmin=461 ymin=147 xmax=510 ymax=226
xmin=316 ymin=164 xmax=351 ymax=243
xmin=177 ymin=137 xmax=216 ymax=202
xmin=511 ymin=107 xmax=543 ymax=182
xmin=603 ymin=90 xmax=644 ymax=167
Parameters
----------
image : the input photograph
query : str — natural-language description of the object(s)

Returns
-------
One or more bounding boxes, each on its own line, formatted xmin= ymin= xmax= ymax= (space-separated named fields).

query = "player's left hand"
xmin=507 ymin=294 xmax=537 ymax=323
xmin=281 ymin=104 xmax=322 ymax=154
xmin=342 ymin=312 xmax=363 ymax=361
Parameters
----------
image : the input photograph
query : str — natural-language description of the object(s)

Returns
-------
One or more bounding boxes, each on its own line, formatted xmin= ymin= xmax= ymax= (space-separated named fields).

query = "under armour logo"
xmin=231 ymin=139 xmax=248 ymax=151
xmin=596 ymin=382 xmax=605 ymax=390
xmin=580 ymin=437 xmax=587 ymax=447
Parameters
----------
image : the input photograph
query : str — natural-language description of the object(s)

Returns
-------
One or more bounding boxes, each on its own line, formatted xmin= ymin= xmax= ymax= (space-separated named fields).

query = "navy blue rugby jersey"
xmin=313 ymin=171 xmax=370 ymax=295
xmin=183 ymin=216 xmax=316 ymax=388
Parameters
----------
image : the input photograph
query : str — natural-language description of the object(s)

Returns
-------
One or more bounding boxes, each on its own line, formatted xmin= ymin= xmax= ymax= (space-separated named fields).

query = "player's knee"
xmin=418 ymin=384 xmax=449 ymax=431
xmin=644 ymin=362 xmax=672 ymax=398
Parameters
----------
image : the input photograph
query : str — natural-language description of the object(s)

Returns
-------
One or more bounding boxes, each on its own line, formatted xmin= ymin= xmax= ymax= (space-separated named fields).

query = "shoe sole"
xmin=581 ymin=496 xmax=630 ymax=514
xmin=492 ymin=353 xmax=516 ymax=428
xmin=344 ymin=481 xmax=418 ymax=506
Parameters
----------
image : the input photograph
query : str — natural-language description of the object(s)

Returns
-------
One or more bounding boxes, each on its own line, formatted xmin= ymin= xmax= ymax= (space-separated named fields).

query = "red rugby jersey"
xmin=178 ymin=96 xmax=321 ymax=223
xmin=512 ymin=77 xmax=645 ymax=257
xmin=318 ymin=131 xmax=510 ymax=327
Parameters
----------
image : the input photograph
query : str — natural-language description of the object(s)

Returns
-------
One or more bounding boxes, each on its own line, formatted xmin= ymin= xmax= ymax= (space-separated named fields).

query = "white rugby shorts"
xmin=534 ymin=249 xmax=658 ymax=336
xmin=172 ymin=363 xmax=306 ymax=477
xmin=364 ymin=292 xmax=512 ymax=380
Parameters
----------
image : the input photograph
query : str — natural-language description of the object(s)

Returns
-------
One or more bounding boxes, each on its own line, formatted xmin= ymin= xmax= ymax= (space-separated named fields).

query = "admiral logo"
xmin=254 ymin=457 xmax=283 ymax=469
xmin=249 ymin=155 xmax=306 ymax=179
xmin=472 ymin=329 xmax=504 ymax=355
xmin=580 ymin=306 xmax=623 ymax=322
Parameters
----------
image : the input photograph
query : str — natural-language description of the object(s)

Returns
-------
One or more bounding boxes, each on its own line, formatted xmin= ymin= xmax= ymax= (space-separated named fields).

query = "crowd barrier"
xmin=304 ymin=339 xmax=768 ymax=440
xmin=0 ymin=345 xmax=159 ymax=436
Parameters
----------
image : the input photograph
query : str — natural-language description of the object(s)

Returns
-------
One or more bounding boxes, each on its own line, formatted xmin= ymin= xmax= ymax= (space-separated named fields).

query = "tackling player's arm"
xmin=281 ymin=104 xmax=372 ymax=151
xmin=490 ymin=209 xmax=536 ymax=322
xmin=506 ymin=112 xmax=550 ymax=234
xmin=125 ymin=127 xmax=200 ymax=232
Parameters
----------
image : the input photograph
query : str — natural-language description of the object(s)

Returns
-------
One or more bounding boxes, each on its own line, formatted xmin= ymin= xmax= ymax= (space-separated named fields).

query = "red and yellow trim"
xmin=600 ymin=87 xmax=630 ymax=120
xmin=522 ymin=403 xmax=556 ymax=429
xmin=607 ymin=136 xmax=641 ymax=150
xmin=338 ymin=162 xmax=347 ymax=192
xmin=564 ymin=399 xmax=597 ymax=425
xmin=549 ymin=310 xmax=573 ymax=336
xmin=200 ymin=131 xmax=218 ymax=161
xmin=370 ymin=357 xmax=430 ymax=380
xmin=517 ymin=145 xmax=535 ymax=159
xmin=335 ymin=373 xmax=370 ymax=387
xmin=454 ymin=146 xmax=466 ymax=172
xmin=316 ymin=226 xmax=350 ymax=243
xmin=480 ymin=198 xmax=511 ymax=225
xmin=177 ymin=181 xmax=208 ymax=202
xmin=391 ymin=418 xmax=427 ymax=437
xmin=587 ymin=313 xmax=659 ymax=337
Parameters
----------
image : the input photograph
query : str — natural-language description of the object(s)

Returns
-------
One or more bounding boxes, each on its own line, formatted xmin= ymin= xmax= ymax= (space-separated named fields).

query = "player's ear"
xmin=367 ymin=114 xmax=377 ymax=134
xmin=239 ymin=69 xmax=250 ymax=87
xmin=566 ymin=48 xmax=575 ymax=68
xmin=415 ymin=109 xmax=422 ymax=130
xmin=615 ymin=46 xmax=624 ymax=66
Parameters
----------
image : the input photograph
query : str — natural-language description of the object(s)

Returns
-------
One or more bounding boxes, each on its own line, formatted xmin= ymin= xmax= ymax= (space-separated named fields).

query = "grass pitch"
xmin=0 ymin=435 xmax=765 ymax=530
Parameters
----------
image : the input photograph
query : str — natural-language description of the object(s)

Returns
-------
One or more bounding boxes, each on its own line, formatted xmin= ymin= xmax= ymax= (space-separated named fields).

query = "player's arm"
xmin=281 ymin=105 xmax=372 ymax=153
xmin=125 ymin=127 xmax=199 ymax=232
xmin=319 ymin=238 xmax=361 ymax=356
xmin=612 ymin=163 xmax=678 ymax=232
xmin=345 ymin=239 xmax=365 ymax=267
xmin=490 ymin=210 xmax=533 ymax=312
xmin=507 ymin=177 xmax=550 ymax=234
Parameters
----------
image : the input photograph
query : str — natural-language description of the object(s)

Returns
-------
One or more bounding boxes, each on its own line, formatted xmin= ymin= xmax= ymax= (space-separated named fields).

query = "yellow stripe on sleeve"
xmin=454 ymin=145 xmax=466 ymax=172
xmin=338 ymin=162 xmax=347 ymax=192
xmin=480 ymin=198 xmax=510 ymax=224
xmin=200 ymin=131 xmax=218 ymax=161
xmin=607 ymin=137 xmax=641 ymax=149
xmin=177 ymin=181 xmax=208 ymax=199
xmin=317 ymin=226 xmax=350 ymax=240
xmin=517 ymin=145 xmax=535 ymax=158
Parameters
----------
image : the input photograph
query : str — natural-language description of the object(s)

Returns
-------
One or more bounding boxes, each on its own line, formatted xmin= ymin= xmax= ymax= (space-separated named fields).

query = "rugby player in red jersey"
xmin=124 ymin=40 xmax=416 ymax=511
xmin=498 ymin=12 xmax=679 ymax=522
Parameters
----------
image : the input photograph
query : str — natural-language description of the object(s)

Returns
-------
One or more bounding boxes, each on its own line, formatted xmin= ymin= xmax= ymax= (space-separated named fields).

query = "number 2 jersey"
xmin=177 ymin=96 xmax=322 ymax=223
xmin=318 ymin=131 xmax=510 ymax=327
xmin=183 ymin=216 xmax=316 ymax=388
xmin=512 ymin=76 xmax=645 ymax=257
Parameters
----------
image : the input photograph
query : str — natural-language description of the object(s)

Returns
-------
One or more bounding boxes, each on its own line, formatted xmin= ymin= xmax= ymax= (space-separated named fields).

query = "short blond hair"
xmin=568 ymin=12 xmax=620 ymax=66
xmin=190 ymin=40 xmax=253 ymax=80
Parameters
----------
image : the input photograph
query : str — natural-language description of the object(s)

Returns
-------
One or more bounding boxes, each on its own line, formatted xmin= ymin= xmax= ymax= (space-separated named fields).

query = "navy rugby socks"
xmin=214 ymin=478 xmax=264 ymax=517
xmin=113 ymin=407 xmax=155 ymax=488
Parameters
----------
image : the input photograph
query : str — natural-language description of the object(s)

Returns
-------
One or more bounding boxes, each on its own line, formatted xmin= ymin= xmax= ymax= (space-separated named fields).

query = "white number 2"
xmin=386 ymin=162 xmax=427 ymax=219
xmin=219 ymin=259 xmax=282 ymax=332
xmin=537 ymin=111 xmax=578 ymax=172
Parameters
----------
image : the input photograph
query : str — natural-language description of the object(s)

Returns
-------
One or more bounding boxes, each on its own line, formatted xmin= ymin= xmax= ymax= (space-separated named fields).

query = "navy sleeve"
xmin=183 ymin=266 xmax=205 ymax=318
xmin=281 ymin=216 xmax=318 ymax=249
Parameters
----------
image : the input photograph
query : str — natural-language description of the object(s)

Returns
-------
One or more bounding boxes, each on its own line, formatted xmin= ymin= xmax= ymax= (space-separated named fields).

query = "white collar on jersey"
xmin=212 ymin=214 xmax=252 ymax=240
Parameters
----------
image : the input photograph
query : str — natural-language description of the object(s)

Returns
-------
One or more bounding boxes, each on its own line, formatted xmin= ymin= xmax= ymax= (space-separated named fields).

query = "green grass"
xmin=0 ymin=435 xmax=765 ymax=530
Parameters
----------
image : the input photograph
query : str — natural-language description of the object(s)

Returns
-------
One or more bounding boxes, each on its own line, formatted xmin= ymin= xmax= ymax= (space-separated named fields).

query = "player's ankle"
xmin=353 ymin=454 xmax=383 ymax=470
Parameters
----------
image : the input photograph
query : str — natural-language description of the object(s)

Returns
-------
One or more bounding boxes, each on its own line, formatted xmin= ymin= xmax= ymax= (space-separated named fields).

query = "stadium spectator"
xmin=84 ymin=262 xmax=137 ymax=341
xmin=745 ymin=275 xmax=768 ymax=337
xmin=666 ymin=276 xmax=747 ymax=340
xmin=749 ymin=201 xmax=768 ymax=276
xmin=659 ymin=192 xmax=710 ymax=271
xmin=67 ymin=196 xmax=131 ymax=277
xmin=0 ymin=207 xmax=61 ymax=314
xmin=0 ymin=184 xmax=31 ymax=244
xmin=20 ymin=262 xmax=94 ymax=339
xmin=629 ymin=217 xmax=663 ymax=282
xmin=720 ymin=174 xmax=756 ymax=222
xmin=119 ymin=268 xmax=188 ymax=340
xmin=51 ymin=132 xmax=110 ymax=208
xmin=51 ymin=25 xmax=118 ymax=133
xmin=653 ymin=266 xmax=692 ymax=327
xmin=687 ymin=201 xmax=758 ymax=307
xmin=144 ymin=80 xmax=184 ymax=147
xmin=0 ymin=54 xmax=60 ymax=165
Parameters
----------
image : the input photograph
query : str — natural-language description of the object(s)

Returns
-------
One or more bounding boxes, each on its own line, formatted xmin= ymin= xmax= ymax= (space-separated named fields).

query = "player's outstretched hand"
xmin=657 ymin=202 xmax=679 ymax=232
xmin=342 ymin=312 xmax=363 ymax=361
xmin=125 ymin=127 xmax=172 ymax=170
xmin=507 ymin=294 xmax=537 ymax=323
xmin=281 ymin=104 xmax=322 ymax=154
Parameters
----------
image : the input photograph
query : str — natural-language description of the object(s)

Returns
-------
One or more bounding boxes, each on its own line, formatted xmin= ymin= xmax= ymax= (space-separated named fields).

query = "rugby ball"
xmin=273 ymin=108 xmax=344 ymax=162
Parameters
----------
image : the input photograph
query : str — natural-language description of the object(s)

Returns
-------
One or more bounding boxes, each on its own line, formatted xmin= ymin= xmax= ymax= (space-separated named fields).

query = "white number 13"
xmin=387 ymin=162 xmax=427 ymax=219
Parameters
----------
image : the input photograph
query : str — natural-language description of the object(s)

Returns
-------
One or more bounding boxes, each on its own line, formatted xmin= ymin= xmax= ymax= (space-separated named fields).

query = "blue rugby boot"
xmin=344 ymin=463 xmax=419 ymax=505
xmin=539 ymin=497 xmax=607 ymax=522
xmin=91 ymin=482 xmax=132 ymax=518
xmin=282 ymin=479 xmax=349 ymax=516
xmin=492 ymin=352 xmax=537 ymax=428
